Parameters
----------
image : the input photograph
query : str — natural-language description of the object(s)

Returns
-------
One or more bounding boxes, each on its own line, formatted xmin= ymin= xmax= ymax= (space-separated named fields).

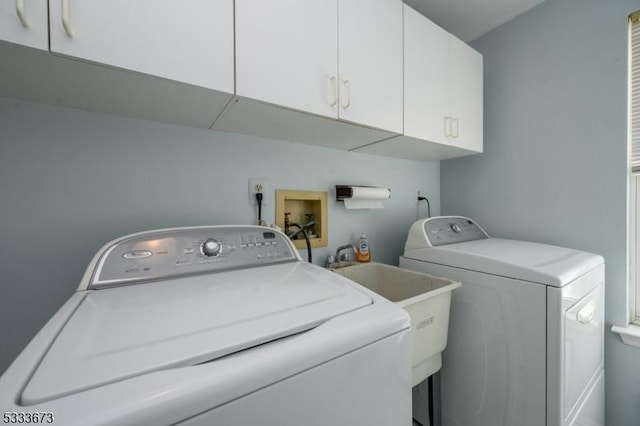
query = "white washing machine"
xmin=400 ymin=217 xmax=605 ymax=426
xmin=0 ymin=225 xmax=411 ymax=425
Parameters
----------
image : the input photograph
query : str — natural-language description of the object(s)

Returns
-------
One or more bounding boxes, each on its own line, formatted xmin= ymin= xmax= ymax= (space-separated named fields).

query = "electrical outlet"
xmin=248 ymin=178 xmax=267 ymax=206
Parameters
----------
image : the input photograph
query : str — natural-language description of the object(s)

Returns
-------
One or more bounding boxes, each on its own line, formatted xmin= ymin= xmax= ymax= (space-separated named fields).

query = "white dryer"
xmin=400 ymin=216 xmax=604 ymax=426
xmin=0 ymin=226 xmax=411 ymax=426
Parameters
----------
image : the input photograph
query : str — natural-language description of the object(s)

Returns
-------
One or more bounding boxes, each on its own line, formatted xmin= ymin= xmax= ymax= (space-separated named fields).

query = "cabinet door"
xmin=48 ymin=0 xmax=233 ymax=92
xmin=236 ymin=0 xmax=338 ymax=119
xmin=338 ymin=0 xmax=403 ymax=133
xmin=0 ymin=0 xmax=47 ymax=50
xmin=403 ymin=5 xmax=450 ymax=145
xmin=450 ymin=35 xmax=483 ymax=153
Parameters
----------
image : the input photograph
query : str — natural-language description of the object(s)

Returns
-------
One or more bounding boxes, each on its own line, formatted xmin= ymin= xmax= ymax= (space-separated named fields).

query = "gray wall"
xmin=441 ymin=0 xmax=640 ymax=424
xmin=0 ymin=98 xmax=439 ymax=374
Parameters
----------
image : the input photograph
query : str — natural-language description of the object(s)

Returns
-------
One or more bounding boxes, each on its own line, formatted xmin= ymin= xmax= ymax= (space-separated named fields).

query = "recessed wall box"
xmin=276 ymin=190 xmax=328 ymax=249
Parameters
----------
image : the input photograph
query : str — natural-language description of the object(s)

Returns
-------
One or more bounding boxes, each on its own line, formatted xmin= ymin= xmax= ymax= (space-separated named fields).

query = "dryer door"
xmin=547 ymin=264 xmax=605 ymax=425
xmin=563 ymin=282 xmax=604 ymax=419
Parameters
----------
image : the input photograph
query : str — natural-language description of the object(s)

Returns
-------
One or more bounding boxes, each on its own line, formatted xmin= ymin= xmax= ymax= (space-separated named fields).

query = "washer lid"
xmin=22 ymin=263 xmax=371 ymax=405
xmin=404 ymin=238 xmax=603 ymax=286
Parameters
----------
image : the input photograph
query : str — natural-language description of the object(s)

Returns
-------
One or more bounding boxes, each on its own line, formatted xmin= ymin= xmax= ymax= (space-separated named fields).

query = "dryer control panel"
xmin=89 ymin=226 xmax=298 ymax=288
xmin=423 ymin=216 xmax=489 ymax=247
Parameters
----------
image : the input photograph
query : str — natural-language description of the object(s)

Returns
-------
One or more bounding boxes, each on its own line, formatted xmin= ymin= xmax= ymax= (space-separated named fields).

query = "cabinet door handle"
xmin=340 ymin=79 xmax=351 ymax=109
xmin=62 ymin=0 xmax=74 ymax=37
xmin=328 ymin=76 xmax=338 ymax=107
xmin=452 ymin=118 xmax=459 ymax=138
xmin=16 ymin=0 xmax=30 ymax=28
xmin=444 ymin=116 xmax=451 ymax=138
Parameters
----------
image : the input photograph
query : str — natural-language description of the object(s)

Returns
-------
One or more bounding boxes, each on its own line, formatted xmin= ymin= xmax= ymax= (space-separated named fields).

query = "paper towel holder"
xmin=335 ymin=185 xmax=391 ymax=209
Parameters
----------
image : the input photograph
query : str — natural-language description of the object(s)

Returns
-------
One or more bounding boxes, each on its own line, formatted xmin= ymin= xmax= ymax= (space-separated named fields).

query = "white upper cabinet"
xmin=337 ymin=0 xmax=403 ymax=133
xmin=354 ymin=5 xmax=482 ymax=160
xmin=235 ymin=0 xmax=338 ymax=119
xmin=404 ymin=5 xmax=482 ymax=152
xmin=450 ymin=35 xmax=483 ymax=153
xmin=48 ymin=0 xmax=234 ymax=92
xmin=0 ymin=0 xmax=48 ymax=50
xmin=403 ymin=5 xmax=449 ymax=145
xmin=235 ymin=0 xmax=403 ymax=134
xmin=1 ymin=1 xmax=477 ymax=160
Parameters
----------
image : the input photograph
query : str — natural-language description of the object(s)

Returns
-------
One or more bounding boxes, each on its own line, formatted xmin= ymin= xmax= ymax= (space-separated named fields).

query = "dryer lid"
xmin=403 ymin=238 xmax=603 ymax=286
xmin=22 ymin=262 xmax=371 ymax=404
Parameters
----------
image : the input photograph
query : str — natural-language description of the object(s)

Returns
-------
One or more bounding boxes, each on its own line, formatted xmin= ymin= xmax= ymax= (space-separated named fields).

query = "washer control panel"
xmin=424 ymin=216 xmax=489 ymax=247
xmin=90 ymin=226 xmax=297 ymax=288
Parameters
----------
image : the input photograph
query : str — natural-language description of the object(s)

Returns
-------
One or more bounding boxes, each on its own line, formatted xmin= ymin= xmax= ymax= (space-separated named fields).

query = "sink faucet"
xmin=335 ymin=244 xmax=356 ymax=262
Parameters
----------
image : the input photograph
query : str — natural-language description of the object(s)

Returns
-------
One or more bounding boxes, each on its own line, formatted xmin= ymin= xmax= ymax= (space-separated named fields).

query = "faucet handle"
xmin=326 ymin=254 xmax=336 ymax=268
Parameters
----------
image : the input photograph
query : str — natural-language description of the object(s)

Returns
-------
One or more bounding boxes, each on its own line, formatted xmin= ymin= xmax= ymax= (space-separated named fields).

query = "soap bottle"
xmin=356 ymin=233 xmax=371 ymax=262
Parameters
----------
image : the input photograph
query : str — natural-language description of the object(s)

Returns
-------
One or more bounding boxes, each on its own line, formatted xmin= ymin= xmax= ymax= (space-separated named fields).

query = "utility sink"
xmin=333 ymin=262 xmax=460 ymax=386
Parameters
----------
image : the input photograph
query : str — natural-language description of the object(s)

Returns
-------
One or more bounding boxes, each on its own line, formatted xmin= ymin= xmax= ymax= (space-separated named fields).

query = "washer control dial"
xmin=201 ymin=238 xmax=222 ymax=257
xmin=450 ymin=223 xmax=463 ymax=234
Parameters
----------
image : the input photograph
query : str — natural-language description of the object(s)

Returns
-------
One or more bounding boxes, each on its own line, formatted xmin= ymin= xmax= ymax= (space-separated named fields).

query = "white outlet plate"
xmin=248 ymin=178 xmax=267 ymax=206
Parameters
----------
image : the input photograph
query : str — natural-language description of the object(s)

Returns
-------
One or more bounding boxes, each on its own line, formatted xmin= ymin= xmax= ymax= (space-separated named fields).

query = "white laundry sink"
xmin=333 ymin=262 xmax=460 ymax=386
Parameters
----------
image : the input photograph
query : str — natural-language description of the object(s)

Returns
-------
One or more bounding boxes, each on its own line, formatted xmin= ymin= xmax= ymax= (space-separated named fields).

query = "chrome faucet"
xmin=335 ymin=244 xmax=356 ymax=262
xmin=326 ymin=244 xmax=357 ymax=268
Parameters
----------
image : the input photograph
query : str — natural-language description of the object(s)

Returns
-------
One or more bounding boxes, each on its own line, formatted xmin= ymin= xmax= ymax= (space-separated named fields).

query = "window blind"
xmin=630 ymin=11 xmax=640 ymax=172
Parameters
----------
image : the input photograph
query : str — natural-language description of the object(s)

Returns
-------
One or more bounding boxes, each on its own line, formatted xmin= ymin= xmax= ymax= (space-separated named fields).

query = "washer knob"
xmin=450 ymin=223 xmax=463 ymax=234
xmin=201 ymin=238 xmax=222 ymax=257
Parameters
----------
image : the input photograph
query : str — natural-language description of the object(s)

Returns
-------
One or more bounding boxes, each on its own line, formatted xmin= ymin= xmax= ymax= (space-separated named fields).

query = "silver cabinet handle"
xmin=16 ymin=0 xmax=30 ymax=28
xmin=62 ymin=0 xmax=74 ymax=37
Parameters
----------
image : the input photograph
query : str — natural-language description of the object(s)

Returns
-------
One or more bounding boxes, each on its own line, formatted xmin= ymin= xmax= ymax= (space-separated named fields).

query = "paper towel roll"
xmin=343 ymin=187 xmax=391 ymax=209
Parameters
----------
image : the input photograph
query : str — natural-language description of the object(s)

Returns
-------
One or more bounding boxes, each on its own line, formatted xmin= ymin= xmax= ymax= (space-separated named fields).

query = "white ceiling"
xmin=404 ymin=0 xmax=548 ymax=42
